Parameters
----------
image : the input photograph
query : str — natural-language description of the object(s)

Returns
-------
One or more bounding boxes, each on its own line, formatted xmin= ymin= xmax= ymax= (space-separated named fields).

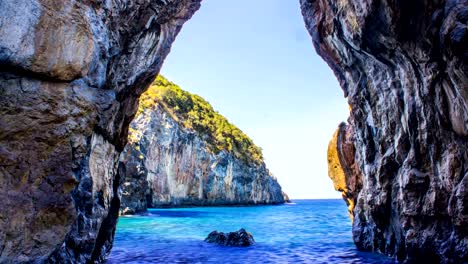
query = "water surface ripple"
xmin=108 ymin=199 xmax=396 ymax=263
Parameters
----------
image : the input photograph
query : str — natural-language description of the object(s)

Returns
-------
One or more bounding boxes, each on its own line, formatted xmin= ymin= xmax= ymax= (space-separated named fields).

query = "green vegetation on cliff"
xmin=137 ymin=75 xmax=264 ymax=165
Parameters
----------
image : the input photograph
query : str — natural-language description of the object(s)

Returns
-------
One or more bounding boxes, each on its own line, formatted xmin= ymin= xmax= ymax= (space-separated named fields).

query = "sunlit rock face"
xmin=120 ymin=104 xmax=285 ymax=213
xmin=327 ymin=123 xmax=361 ymax=220
xmin=302 ymin=0 xmax=467 ymax=262
xmin=0 ymin=0 xmax=200 ymax=262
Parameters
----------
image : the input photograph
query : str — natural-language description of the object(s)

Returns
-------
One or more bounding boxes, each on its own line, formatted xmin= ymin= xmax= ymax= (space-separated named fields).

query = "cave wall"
xmin=1 ymin=0 xmax=466 ymax=263
xmin=301 ymin=0 xmax=467 ymax=262
xmin=0 ymin=0 xmax=201 ymax=262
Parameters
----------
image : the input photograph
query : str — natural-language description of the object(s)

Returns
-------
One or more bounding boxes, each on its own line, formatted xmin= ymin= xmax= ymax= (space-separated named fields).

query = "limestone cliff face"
xmin=0 ymin=1 xmax=200 ymax=263
xmin=120 ymin=104 xmax=286 ymax=213
xmin=302 ymin=0 xmax=467 ymax=262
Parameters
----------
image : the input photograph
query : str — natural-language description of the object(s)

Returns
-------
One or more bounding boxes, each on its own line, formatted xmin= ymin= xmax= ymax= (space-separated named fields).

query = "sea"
xmin=107 ymin=199 xmax=396 ymax=263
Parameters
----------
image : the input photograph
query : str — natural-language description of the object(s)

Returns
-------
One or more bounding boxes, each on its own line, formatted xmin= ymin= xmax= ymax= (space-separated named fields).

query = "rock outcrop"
xmin=119 ymin=76 xmax=285 ymax=213
xmin=205 ymin=228 xmax=255 ymax=247
xmin=327 ymin=122 xmax=361 ymax=220
xmin=0 ymin=1 xmax=200 ymax=262
xmin=302 ymin=0 xmax=467 ymax=262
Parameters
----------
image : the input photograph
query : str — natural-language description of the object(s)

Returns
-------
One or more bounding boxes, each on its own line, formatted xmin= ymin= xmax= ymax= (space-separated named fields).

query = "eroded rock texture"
xmin=302 ymin=0 xmax=467 ymax=262
xmin=120 ymin=104 xmax=285 ymax=214
xmin=0 ymin=0 xmax=200 ymax=262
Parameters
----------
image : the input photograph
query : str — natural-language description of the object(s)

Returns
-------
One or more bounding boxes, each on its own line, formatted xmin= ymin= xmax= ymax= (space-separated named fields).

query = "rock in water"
xmin=282 ymin=192 xmax=292 ymax=203
xmin=119 ymin=76 xmax=286 ymax=214
xmin=205 ymin=229 xmax=255 ymax=247
xmin=0 ymin=1 xmax=200 ymax=263
xmin=301 ymin=0 xmax=467 ymax=262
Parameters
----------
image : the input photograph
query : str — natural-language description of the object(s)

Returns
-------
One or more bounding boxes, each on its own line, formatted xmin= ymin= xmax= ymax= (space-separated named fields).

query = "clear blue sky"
xmin=161 ymin=0 xmax=349 ymax=199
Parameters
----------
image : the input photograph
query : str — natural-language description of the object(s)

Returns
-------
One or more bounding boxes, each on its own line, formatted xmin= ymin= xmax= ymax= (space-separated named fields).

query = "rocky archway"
xmin=0 ymin=0 xmax=466 ymax=263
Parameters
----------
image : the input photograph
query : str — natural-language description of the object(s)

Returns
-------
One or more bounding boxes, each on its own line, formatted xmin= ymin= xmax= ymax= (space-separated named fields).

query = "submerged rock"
xmin=119 ymin=76 xmax=286 ymax=213
xmin=0 ymin=0 xmax=201 ymax=262
xmin=205 ymin=229 xmax=255 ymax=247
xmin=301 ymin=0 xmax=468 ymax=262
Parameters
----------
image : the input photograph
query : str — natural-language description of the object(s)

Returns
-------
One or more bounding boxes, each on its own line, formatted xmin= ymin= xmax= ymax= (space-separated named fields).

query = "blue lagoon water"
xmin=108 ymin=199 xmax=395 ymax=263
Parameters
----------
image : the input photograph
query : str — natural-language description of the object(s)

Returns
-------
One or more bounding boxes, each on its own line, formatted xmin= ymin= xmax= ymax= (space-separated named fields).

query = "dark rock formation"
xmin=302 ymin=0 xmax=467 ymax=262
xmin=0 ymin=0 xmax=200 ymax=262
xmin=119 ymin=78 xmax=286 ymax=213
xmin=205 ymin=228 xmax=255 ymax=247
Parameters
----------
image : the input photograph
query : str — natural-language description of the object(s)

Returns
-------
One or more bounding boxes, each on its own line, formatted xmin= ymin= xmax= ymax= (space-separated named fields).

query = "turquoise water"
xmin=108 ymin=200 xmax=395 ymax=263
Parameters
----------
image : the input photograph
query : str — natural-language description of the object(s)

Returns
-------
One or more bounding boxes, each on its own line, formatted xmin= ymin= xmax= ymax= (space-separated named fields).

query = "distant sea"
xmin=108 ymin=199 xmax=396 ymax=263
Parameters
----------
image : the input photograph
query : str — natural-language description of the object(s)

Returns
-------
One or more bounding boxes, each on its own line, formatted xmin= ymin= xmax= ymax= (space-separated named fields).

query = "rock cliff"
xmin=0 ymin=0 xmax=200 ymax=262
xmin=119 ymin=76 xmax=286 ymax=214
xmin=1 ymin=0 xmax=466 ymax=263
xmin=302 ymin=0 xmax=467 ymax=262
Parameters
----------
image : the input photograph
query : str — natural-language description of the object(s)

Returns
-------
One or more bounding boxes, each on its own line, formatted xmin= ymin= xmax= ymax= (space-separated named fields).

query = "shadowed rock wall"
xmin=302 ymin=0 xmax=467 ymax=262
xmin=0 ymin=1 xmax=200 ymax=262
